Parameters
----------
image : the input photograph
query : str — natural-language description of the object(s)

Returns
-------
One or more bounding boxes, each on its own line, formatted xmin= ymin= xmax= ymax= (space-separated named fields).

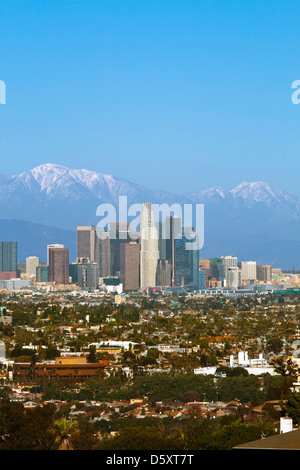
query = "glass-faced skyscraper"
xmin=165 ymin=215 xmax=181 ymax=286
xmin=158 ymin=215 xmax=181 ymax=286
xmin=175 ymin=229 xmax=199 ymax=290
xmin=109 ymin=222 xmax=131 ymax=276
xmin=0 ymin=242 xmax=17 ymax=272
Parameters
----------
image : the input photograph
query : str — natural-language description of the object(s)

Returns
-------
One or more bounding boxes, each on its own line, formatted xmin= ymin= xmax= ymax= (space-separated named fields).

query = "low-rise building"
xmin=13 ymin=356 xmax=108 ymax=383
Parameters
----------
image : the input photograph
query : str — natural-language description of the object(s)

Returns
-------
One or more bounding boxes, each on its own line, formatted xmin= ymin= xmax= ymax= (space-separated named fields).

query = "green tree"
xmin=45 ymin=343 xmax=60 ymax=360
xmin=263 ymin=374 xmax=287 ymax=401
xmin=281 ymin=393 xmax=300 ymax=425
xmin=87 ymin=345 xmax=98 ymax=363
xmin=95 ymin=427 xmax=180 ymax=450
xmin=0 ymin=400 xmax=56 ymax=450
xmin=52 ymin=417 xmax=79 ymax=450
xmin=271 ymin=357 xmax=300 ymax=378
xmin=217 ymin=376 xmax=264 ymax=404
xmin=266 ymin=338 xmax=284 ymax=355
xmin=200 ymin=419 xmax=275 ymax=450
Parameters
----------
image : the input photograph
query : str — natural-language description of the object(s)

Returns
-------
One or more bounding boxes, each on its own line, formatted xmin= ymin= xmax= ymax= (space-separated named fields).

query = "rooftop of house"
xmin=234 ymin=429 xmax=300 ymax=450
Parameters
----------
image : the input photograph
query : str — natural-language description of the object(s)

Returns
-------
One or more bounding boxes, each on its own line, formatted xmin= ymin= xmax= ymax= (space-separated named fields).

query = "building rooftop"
xmin=234 ymin=429 xmax=300 ymax=450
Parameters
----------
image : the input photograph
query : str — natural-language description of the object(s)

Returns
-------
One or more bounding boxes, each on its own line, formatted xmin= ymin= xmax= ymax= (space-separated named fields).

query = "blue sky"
xmin=0 ymin=0 xmax=299 ymax=195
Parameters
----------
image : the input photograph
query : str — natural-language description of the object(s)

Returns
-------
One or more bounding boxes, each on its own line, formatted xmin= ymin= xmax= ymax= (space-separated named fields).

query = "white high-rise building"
xmin=221 ymin=256 xmax=238 ymax=283
xmin=227 ymin=266 xmax=241 ymax=288
xmin=26 ymin=256 xmax=39 ymax=277
xmin=139 ymin=203 xmax=159 ymax=289
xmin=240 ymin=261 xmax=257 ymax=282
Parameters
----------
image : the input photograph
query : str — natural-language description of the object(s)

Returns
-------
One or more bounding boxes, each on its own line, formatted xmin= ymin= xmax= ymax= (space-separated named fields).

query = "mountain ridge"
xmin=1 ymin=163 xmax=299 ymax=207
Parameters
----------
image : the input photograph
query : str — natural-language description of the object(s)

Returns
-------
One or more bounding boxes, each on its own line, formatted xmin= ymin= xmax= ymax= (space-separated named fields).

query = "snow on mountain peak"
xmin=2 ymin=164 xmax=299 ymax=211
xmin=201 ymin=186 xmax=227 ymax=198
xmin=11 ymin=163 xmax=147 ymax=201
xmin=230 ymin=181 xmax=295 ymax=205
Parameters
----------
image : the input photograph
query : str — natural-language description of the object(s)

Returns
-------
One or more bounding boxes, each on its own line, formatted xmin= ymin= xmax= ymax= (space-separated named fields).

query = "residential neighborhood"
xmin=1 ymin=286 xmax=300 ymax=449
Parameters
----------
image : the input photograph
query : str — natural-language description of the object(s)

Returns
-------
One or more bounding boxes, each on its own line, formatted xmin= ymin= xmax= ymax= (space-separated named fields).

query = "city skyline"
xmin=0 ymin=214 xmax=298 ymax=294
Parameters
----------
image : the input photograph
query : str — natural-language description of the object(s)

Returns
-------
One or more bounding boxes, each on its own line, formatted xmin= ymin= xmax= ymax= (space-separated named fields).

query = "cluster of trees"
xmin=0 ymin=400 xmax=98 ymax=450
xmin=37 ymin=370 xmax=289 ymax=405
xmin=0 ymin=397 xmax=279 ymax=450
xmin=10 ymin=343 xmax=60 ymax=363
xmin=95 ymin=417 xmax=276 ymax=451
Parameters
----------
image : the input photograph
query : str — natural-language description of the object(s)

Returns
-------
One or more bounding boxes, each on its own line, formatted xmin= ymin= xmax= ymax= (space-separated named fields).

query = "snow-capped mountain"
xmin=230 ymin=181 xmax=299 ymax=207
xmin=185 ymin=181 xmax=299 ymax=208
xmin=0 ymin=163 xmax=178 ymax=207
xmin=2 ymin=163 xmax=299 ymax=209
xmin=185 ymin=186 xmax=228 ymax=203
xmin=0 ymin=164 xmax=299 ymax=268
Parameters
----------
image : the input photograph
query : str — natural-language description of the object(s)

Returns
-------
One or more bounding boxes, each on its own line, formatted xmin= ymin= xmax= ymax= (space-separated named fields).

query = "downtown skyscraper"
xmin=139 ymin=203 xmax=159 ymax=289
xmin=76 ymin=226 xmax=99 ymax=264
xmin=48 ymin=246 xmax=69 ymax=285
xmin=0 ymin=242 xmax=17 ymax=272
xmin=158 ymin=215 xmax=181 ymax=287
xmin=120 ymin=241 xmax=140 ymax=291
xmin=175 ymin=228 xmax=200 ymax=290
xmin=109 ymin=222 xmax=131 ymax=276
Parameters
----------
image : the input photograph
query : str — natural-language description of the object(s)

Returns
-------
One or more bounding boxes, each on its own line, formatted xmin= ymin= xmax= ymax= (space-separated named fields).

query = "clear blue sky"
xmin=0 ymin=0 xmax=299 ymax=195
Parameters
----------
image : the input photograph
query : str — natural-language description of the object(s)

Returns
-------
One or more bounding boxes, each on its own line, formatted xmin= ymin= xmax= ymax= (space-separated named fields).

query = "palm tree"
xmin=174 ymin=427 xmax=189 ymax=450
xmin=52 ymin=417 xmax=79 ymax=450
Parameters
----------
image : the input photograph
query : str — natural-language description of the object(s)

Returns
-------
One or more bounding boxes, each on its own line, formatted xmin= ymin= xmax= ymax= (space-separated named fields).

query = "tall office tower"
xmin=240 ymin=261 xmax=257 ymax=282
xmin=100 ymin=235 xmax=110 ymax=277
xmin=110 ymin=222 xmax=131 ymax=276
xmin=227 ymin=266 xmax=241 ymax=288
xmin=26 ymin=256 xmax=39 ymax=277
xmin=139 ymin=203 xmax=159 ymax=289
xmin=257 ymin=265 xmax=272 ymax=282
xmin=209 ymin=258 xmax=225 ymax=282
xmin=120 ymin=242 xmax=140 ymax=291
xmin=175 ymin=228 xmax=200 ymax=290
xmin=221 ymin=256 xmax=238 ymax=283
xmin=77 ymin=260 xmax=99 ymax=289
xmin=76 ymin=226 xmax=99 ymax=264
xmin=156 ymin=259 xmax=172 ymax=287
xmin=0 ymin=241 xmax=17 ymax=272
xmin=48 ymin=247 xmax=69 ymax=285
xmin=47 ymin=244 xmax=64 ymax=264
xmin=96 ymin=227 xmax=111 ymax=277
xmin=157 ymin=221 xmax=167 ymax=261
xmin=165 ymin=215 xmax=181 ymax=286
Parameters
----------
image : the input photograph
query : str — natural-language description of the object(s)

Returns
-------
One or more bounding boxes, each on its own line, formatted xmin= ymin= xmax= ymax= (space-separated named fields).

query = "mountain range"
xmin=0 ymin=163 xmax=299 ymax=268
